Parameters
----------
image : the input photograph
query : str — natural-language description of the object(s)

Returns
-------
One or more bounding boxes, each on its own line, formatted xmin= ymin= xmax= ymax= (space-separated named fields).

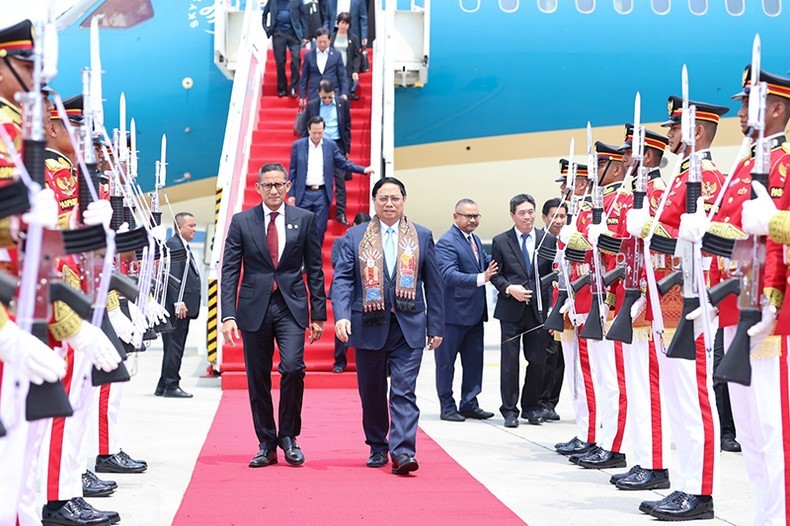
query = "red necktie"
xmin=268 ymin=211 xmax=279 ymax=291
xmin=468 ymin=234 xmax=479 ymax=263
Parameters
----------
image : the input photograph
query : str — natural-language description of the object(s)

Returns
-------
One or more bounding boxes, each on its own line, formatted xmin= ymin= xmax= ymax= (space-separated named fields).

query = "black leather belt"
xmin=307 ymin=185 xmax=324 ymax=191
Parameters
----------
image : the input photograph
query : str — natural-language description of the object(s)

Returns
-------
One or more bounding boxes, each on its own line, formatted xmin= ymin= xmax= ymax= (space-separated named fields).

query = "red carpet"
xmin=173 ymin=389 xmax=525 ymax=525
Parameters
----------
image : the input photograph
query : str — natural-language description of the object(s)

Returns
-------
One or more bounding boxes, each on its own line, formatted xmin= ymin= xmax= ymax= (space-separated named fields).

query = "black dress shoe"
xmin=543 ymin=408 xmax=560 ymax=421
xmin=610 ymin=465 xmax=642 ymax=485
xmin=616 ymin=468 xmax=670 ymax=491
xmin=577 ymin=448 xmax=626 ymax=469
xmin=335 ymin=213 xmax=350 ymax=226
xmin=721 ymin=436 xmax=742 ymax=452
xmin=521 ymin=409 xmax=544 ymax=425
xmin=84 ymin=470 xmax=117 ymax=490
xmin=391 ymin=453 xmax=419 ymax=475
xmin=154 ymin=388 xmax=163 ymax=397
xmin=289 ymin=88 xmax=297 ymax=98
xmin=504 ymin=415 xmax=519 ymax=428
xmin=41 ymin=501 xmax=110 ymax=526
xmin=440 ymin=411 xmax=465 ymax=422
xmin=639 ymin=490 xmax=686 ymax=514
xmin=95 ymin=452 xmax=147 ymax=474
xmin=569 ymin=445 xmax=601 ymax=464
xmin=556 ymin=437 xmax=595 ymax=456
xmin=650 ymin=493 xmax=714 ymax=521
xmin=555 ymin=435 xmax=580 ymax=450
xmin=278 ymin=436 xmax=305 ymax=466
xmin=278 ymin=90 xmax=286 ymax=97
xmin=332 ymin=365 xmax=345 ymax=373
xmin=460 ymin=408 xmax=495 ymax=420
xmin=116 ymin=449 xmax=148 ymax=468
xmin=162 ymin=387 xmax=193 ymax=398
xmin=249 ymin=448 xmax=277 ymax=468
xmin=82 ymin=472 xmax=114 ymax=497
xmin=72 ymin=498 xmax=120 ymax=525
xmin=350 ymin=92 xmax=360 ymax=101
xmin=366 ymin=452 xmax=388 ymax=468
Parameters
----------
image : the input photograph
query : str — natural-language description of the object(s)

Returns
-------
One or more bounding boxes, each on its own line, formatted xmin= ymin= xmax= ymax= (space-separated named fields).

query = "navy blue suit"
xmin=434 ymin=225 xmax=490 ymax=415
xmin=299 ymin=47 xmax=349 ymax=101
xmin=332 ymin=220 xmax=444 ymax=458
xmin=288 ymin=137 xmax=365 ymax=239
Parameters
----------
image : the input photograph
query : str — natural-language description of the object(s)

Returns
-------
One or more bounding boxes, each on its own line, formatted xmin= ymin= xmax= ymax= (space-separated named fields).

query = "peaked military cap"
xmin=622 ymin=123 xmax=670 ymax=152
xmin=732 ymin=66 xmax=790 ymax=100
xmin=556 ymin=158 xmax=589 ymax=182
xmin=661 ymin=96 xmax=729 ymax=127
xmin=0 ymin=20 xmax=34 ymax=61
xmin=595 ymin=141 xmax=624 ymax=163
xmin=50 ymin=95 xmax=84 ymax=124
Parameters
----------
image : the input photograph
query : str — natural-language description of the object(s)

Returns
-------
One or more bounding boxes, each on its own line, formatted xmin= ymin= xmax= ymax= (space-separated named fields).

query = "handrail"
xmin=368 ymin=0 xmax=393 ymax=215
xmin=209 ymin=0 xmax=268 ymax=366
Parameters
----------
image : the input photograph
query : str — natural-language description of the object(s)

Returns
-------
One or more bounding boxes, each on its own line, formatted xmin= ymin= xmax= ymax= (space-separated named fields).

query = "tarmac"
xmin=99 ymin=319 xmax=754 ymax=526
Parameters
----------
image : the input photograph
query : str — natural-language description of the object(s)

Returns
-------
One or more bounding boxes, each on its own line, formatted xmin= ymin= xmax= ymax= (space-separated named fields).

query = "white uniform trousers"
xmin=0 ymin=361 xmax=30 ymax=525
xmin=560 ymin=325 xmax=598 ymax=444
xmin=588 ymin=338 xmax=628 ymax=453
xmin=723 ymin=326 xmax=787 ymax=526
xmin=92 ymin=381 xmax=124 ymax=458
xmin=657 ymin=330 xmax=720 ymax=496
xmin=622 ymin=334 xmax=670 ymax=470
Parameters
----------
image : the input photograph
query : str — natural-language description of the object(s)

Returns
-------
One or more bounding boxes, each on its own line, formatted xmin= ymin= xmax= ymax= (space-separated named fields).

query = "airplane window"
xmin=614 ymin=0 xmax=633 ymax=13
xmin=576 ymin=0 xmax=595 ymax=13
xmin=689 ymin=0 xmax=707 ymax=14
xmin=763 ymin=0 xmax=781 ymax=15
xmin=725 ymin=0 xmax=744 ymax=15
xmin=500 ymin=0 xmax=519 ymax=12
xmin=652 ymin=0 xmax=670 ymax=14
xmin=537 ymin=0 xmax=557 ymax=13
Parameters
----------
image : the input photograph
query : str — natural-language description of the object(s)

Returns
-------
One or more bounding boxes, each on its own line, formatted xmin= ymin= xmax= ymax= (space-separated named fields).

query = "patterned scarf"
xmin=358 ymin=216 xmax=420 ymax=326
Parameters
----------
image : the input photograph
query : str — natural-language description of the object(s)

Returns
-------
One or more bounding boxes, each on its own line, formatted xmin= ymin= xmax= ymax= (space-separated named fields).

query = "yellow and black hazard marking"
xmin=210 ymin=186 xmax=222 ymax=254
xmin=206 ymin=278 xmax=218 ymax=366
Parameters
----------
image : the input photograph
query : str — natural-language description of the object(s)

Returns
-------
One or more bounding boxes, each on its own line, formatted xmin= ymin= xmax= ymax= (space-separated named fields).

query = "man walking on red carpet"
xmin=332 ymin=177 xmax=444 ymax=475
xmin=221 ymin=162 xmax=326 ymax=468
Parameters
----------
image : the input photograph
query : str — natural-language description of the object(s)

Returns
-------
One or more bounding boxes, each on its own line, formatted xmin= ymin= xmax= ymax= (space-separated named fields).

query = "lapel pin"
xmin=287 ymin=224 xmax=293 ymax=229
xmin=294 ymin=224 xmax=299 ymax=229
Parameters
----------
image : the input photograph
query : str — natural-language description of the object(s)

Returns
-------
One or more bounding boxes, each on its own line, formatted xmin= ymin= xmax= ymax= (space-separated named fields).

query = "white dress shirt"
xmin=337 ymin=0 xmax=351 ymax=14
xmin=263 ymin=202 xmax=286 ymax=261
xmin=316 ymin=48 xmax=329 ymax=74
xmin=305 ymin=139 xmax=325 ymax=186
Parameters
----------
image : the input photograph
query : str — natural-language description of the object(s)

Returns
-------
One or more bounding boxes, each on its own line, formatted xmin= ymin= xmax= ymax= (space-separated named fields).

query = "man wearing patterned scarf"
xmin=332 ymin=177 xmax=444 ymax=475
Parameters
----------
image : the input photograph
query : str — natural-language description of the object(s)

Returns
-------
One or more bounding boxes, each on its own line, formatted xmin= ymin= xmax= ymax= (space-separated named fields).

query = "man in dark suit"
xmin=299 ymin=27 xmax=349 ymax=105
xmin=288 ymin=115 xmax=372 ymax=240
xmin=434 ymin=199 xmax=498 ymax=422
xmin=262 ymin=0 xmax=304 ymax=98
xmin=491 ymin=194 xmax=557 ymax=428
xmin=221 ymin=163 xmax=326 ymax=468
xmin=301 ymin=80 xmax=353 ymax=225
xmin=156 ymin=212 xmax=202 ymax=398
xmin=333 ymin=177 xmax=444 ymax=475
xmin=326 ymin=0 xmax=368 ymax=47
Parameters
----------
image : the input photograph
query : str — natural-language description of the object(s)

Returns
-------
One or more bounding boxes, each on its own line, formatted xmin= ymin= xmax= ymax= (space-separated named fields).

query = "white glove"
xmin=685 ymin=302 xmax=719 ymax=340
xmin=127 ymin=301 xmax=147 ymax=346
xmin=0 ymin=320 xmax=66 ymax=384
xmin=558 ymin=297 xmax=572 ymax=315
xmin=64 ymin=321 xmax=121 ymax=373
xmin=107 ymin=307 xmax=138 ymax=344
xmin=22 ymin=188 xmax=58 ymax=229
xmin=626 ymin=207 xmax=651 ymax=238
xmin=151 ymin=225 xmax=168 ymax=242
xmin=82 ymin=199 xmax=112 ymax=227
xmin=116 ymin=221 xmax=130 ymax=234
xmin=747 ymin=305 xmax=777 ymax=352
xmin=741 ymin=181 xmax=776 ymax=237
xmin=145 ymin=297 xmax=169 ymax=325
xmin=587 ymin=223 xmax=608 ymax=247
xmin=631 ymin=295 xmax=647 ymax=320
xmin=558 ymin=224 xmax=577 ymax=245
xmin=678 ymin=197 xmax=710 ymax=243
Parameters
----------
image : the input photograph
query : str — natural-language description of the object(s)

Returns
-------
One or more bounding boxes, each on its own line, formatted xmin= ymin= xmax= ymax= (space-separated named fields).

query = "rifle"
xmin=714 ymin=36 xmax=769 ymax=386
xmin=665 ymin=65 xmax=714 ymax=360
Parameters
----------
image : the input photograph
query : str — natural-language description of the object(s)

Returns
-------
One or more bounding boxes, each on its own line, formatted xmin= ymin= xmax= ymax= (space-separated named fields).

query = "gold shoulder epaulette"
xmin=578 ymin=201 xmax=593 ymax=212
xmin=782 ymin=142 xmax=790 ymax=154
xmin=701 ymin=159 xmax=716 ymax=172
xmin=708 ymin=221 xmax=747 ymax=240
xmin=567 ymin=231 xmax=592 ymax=251
xmin=769 ymin=210 xmax=790 ymax=245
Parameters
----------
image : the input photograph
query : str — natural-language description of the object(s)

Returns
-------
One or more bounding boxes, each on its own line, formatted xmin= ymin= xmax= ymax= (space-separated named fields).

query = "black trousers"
xmin=540 ymin=336 xmax=564 ymax=410
xmin=272 ymin=31 xmax=301 ymax=92
xmin=713 ymin=328 xmax=737 ymax=438
xmin=241 ymin=291 xmax=306 ymax=450
xmin=334 ymin=335 xmax=347 ymax=368
xmin=499 ymin=310 xmax=548 ymax=418
xmin=158 ymin=310 xmax=192 ymax=391
xmin=331 ymin=138 xmax=348 ymax=217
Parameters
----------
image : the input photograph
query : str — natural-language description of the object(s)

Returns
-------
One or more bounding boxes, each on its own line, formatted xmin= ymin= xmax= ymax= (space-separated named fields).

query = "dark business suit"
xmin=299 ymin=47 xmax=349 ymax=101
xmin=332 ymin=221 xmax=444 ymax=458
xmin=330 ymin=236 xmax=348 ymax=369
xmin=158 ymin=235 xmax=201 ymax=392
xmin=288 ymin=137 xmax=365 ymax=239
xmin=221 ymin=203 xmax=326 ymax=450
xmin=434 ymin=225 xmax=490 ymax=415
xmin=326 ymin=0 xmax=368 ymax=44
xmin=491 ymin=227 xmax=556 ymax=418
xmin=262 ymin=0 xmax=304 ymax=94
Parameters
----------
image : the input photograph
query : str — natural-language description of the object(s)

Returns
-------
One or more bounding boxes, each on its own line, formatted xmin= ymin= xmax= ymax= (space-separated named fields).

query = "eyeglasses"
xmin=457 ymin=213 xmax=481 ymax=221
xmin=259 ymin=182 xmax=287 ymax=191
xmin=375 ymin=195 xmax=403 ymax=204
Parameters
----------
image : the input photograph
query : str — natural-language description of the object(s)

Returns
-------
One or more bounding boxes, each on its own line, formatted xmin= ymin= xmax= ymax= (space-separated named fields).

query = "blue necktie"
xmin=385 ymin=227 xmax=396 ymax=276
xmin=521 ymin=233 xmax=532 ymax=276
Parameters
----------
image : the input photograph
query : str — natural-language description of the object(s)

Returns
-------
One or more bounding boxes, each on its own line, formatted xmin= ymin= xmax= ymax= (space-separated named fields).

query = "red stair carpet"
xmin=173 ymin=390 xmax=526 ymax=525
xmin=221 ymin=48 xmax=373 ymax=389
